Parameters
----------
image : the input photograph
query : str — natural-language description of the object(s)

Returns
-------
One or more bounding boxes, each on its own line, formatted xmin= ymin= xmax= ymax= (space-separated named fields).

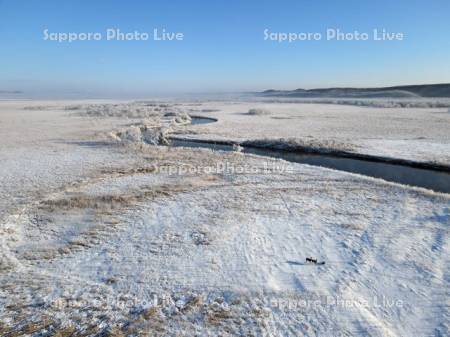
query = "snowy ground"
xmin=0 ymin=100 xmax=449 ymax=336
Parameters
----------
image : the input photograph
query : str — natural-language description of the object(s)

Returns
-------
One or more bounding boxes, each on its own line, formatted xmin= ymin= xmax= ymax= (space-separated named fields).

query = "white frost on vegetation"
xmin=243 ymin=137 xmax=355 ymax=153
xmin=259 ymin=97 xmax=450 ymax=108
xmin=109 ymin=124 xmax=171 ymax=145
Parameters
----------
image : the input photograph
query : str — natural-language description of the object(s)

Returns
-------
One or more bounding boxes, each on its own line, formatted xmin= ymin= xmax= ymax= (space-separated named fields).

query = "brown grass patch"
xmin=206 ymin=303 xmax=234 ymax=325
xmin=99 ymin=166 xmax=157 ymax=177
xmin=39 ymin=183 xmax=193 ymax=213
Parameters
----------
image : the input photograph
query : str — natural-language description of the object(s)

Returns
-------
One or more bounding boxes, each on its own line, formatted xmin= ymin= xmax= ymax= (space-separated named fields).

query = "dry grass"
xmin=99 ymin=166 xmax=157 ymax=177
xmin=207 ymin=308 xmax=234 ymax=325
xmin=180 ymin=295 xmax=203 ymax=313
xmin=0 ymin=292 xmax=277 ymax=337
xmin=51 ymin=325 xmax=78 ymax=337
xmin=38 ymin=183 xmax=193 ymax=213
xmin=0 ymin=318 xmax=54 ymax=337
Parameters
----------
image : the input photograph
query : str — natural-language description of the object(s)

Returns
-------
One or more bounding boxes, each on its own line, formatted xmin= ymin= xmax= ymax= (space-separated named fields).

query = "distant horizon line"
xmin=2 ymin=82 xmax=450 ymax=98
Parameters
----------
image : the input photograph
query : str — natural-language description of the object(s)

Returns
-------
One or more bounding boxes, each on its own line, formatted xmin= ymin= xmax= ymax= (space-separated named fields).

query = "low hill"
xmin=260 ymin=83 xmax=450 ymax=98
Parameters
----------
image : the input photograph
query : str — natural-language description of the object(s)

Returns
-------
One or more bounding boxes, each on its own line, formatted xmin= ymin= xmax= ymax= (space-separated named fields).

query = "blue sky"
xmin=1 ymin=0 xmax=449 ymax=96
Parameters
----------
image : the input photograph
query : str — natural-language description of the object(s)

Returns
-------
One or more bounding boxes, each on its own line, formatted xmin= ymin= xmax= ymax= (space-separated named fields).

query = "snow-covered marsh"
xmin=179 ymin=100 xmax=450 ymax=167
xmin=0 ymin=100 xmax=449 ymax=336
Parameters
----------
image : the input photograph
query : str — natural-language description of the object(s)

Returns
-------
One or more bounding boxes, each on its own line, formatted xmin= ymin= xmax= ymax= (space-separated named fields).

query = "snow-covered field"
xmin=0 ymin=99 xmax=449 ymax=336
